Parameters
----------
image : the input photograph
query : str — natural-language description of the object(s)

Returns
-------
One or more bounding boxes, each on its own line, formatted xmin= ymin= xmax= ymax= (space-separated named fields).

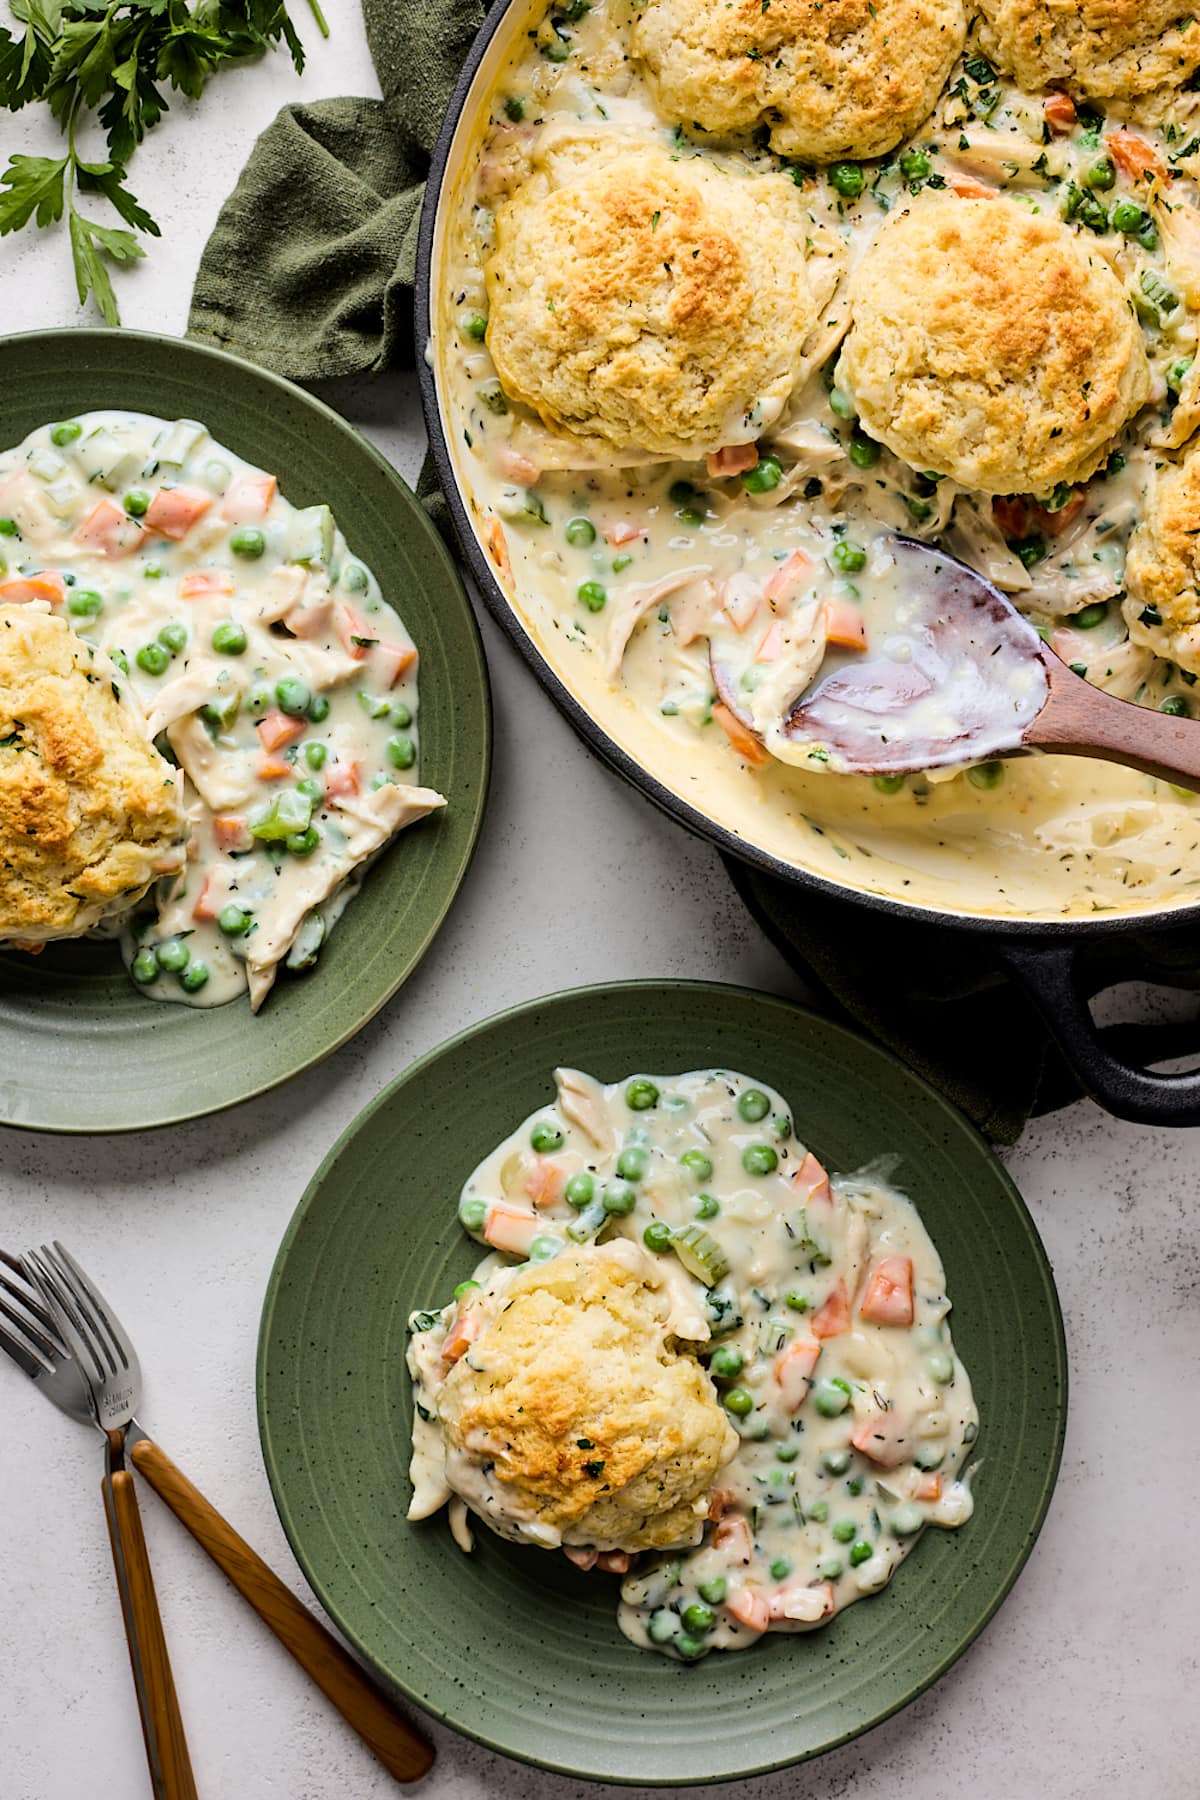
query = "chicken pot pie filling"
xmin=436 ymin=0 xmax=1200 ymax=920
xmin=0 ymin=412 xmax=444 ymax=1008
xmin=408 ymin=1068 xmax=977 ymax=1661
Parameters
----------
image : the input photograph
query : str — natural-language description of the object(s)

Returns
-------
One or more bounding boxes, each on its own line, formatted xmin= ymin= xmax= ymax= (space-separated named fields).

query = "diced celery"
xmin=74 ymin=429 xmax=145 ymax=491
xmin=565 ymin=1198 xmax=608 ymax=1243
xmin=287 ymin=504 xmax=335 ymax=567
xmin=671 ymin=1225 xmax=730 ymax=1287
xmin=28 ymin=448 xmax=65 ymax=482
xmin=250 ymin=790 xmax=312 ymax=842
xmin=285 ymin=911 xmax=325 ymax=971
xmin=153 ymin=419 xmax=207 ymax=468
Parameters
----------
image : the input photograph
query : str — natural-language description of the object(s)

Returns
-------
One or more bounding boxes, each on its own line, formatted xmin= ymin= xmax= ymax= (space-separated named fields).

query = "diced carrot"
xmin=442 ymin=1308 xmax=482 ymax=1365
xmin=256 ymin=709 xmax=306 ymax=753
xmin=179 ymin=570 xmax=234 ymax=599
xmin=595 ymin=1550 xmax=632 ymax=1573
xmin=713 ymin=1515 xmax=753 ymax=1561
xmin=774 ymin=1338 xmax=821 ymax=1411
xmin=991 ymin=496 xmax=1028 ymax=540
xmin=325 ymin=760 xmax=361 ymax=799
xmin=858 ymin=1256 xmax=915 ymax=1327
xmin=285 ymin=595 xmax=334 ymax=640
xmin=375 ymin=641 xmax=417 ymax=687
xmin=792 ymin=1151 xmax=832 ymax=1208
xmin=0 ymin=572 xmax=65 ymax=604
xmin=219 ymin=470 xmax=277 ymax=521
xmin=1107 ymin=129 xmax=1166 ymax=182
xmin=191 ymin=870 xmax=221 ymax=923
xmin=948 ymin=172 xmax=998 ymax=199
xmin=604 ymin=520 xmax=642 ymax=547
xmin=213 ymin=814 xmax=250 ymax=852
xmin=1042 ymin=92 xmax=1076 ymax=133
xmin=482 ymin=1201 xmax=539 ymax=1257
xmin=144 ymin=486 xmax=213 ymax=540
xmin=564 ymin=1546 xmax=599 ymax=1570
xmin=824 ymin=598 xmax=867 ymax=651
xmin=810 ymin=1278 xmax=851 ymax=1340
xmin=1034 ymin=492 xmax=1086 ymax=536
xmin=73 ymin=498 xmax=144 ymax=559
xmin=486 ymin=515 xmax=512 ymax=584
xmin=257 ymin=754 xmax=293 ymax=781
xmin=725 ymin=1588 xmax=770 ymax=1633
xmin=755 ymin=618 xmax=786 ymax=663
xmin=524 ymin=1155 xmax=567 ymax=1209
xmin=769 ymin=1580 xmax=834 ymax=1623
xmin=916 ymin=1473 xmax=943 ymax=1503
xmin=764 ymin=549 xmax=813 ymax=607
xmin=336 ymin=602 xmax=374 ymax=661
xmin=713 ymin=702 xmax=770 ymax=766
xmin=851 ymin=1410 xmax=912 ymax=1468
xmin=707 ymin=1488 xmax=734 ymax=1522
xmin=707 ymin=444 xmax=759 ymax=478
xmin=494 ymin=443 xmax=540 ymax=486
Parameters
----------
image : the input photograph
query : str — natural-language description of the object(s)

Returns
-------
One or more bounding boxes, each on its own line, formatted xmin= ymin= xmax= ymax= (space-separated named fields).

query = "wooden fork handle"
xmin=102 ymin=1460 xmax=199 ymax=1800
xmin=128 ymin=1436 xmax=434 ymax=1784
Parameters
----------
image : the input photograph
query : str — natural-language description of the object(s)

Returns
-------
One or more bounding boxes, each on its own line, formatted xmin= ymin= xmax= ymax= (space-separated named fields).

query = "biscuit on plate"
xmin=976 ymin=0 xmax=1200 ymax=105
xmin=436 ymin=1243 xmax=738 ymax=1552
xmin=0 ymin=605 xmax=185 ymax=944
xmin=839 ymin=197 xmax=1150 ymax=495
xmin=1124 ymin=445 xmax=1200 ymax=673
xmin=485 ymin=139 xmax=841 ymax=457
xmin=631 ymin=0 xmax=965 ymax=163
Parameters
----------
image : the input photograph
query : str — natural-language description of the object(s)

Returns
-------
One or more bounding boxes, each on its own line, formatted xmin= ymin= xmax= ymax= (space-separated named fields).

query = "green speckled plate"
xmin=0 ymin=329 xmax=490 ymax=1133
xmin=258 ymin=981 xmax=1066 ymax=1785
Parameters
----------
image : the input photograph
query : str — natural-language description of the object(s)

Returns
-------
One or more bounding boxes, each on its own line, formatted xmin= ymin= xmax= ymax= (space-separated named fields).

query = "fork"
xmin=0 ymin=1245 xmax=434 ymax=1789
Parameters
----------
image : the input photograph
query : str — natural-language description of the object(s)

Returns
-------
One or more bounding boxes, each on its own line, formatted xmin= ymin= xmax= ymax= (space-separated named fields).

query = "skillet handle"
xmin=1000 ymin=941 xmax=1200 ymax=1125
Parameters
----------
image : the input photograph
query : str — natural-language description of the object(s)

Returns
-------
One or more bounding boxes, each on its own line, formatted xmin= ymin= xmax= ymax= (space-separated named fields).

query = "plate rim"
xmin=0 ymin=326 xmax=493 ymax=1135
xmin=257 ymin=977 xmax=1069 ymax=1784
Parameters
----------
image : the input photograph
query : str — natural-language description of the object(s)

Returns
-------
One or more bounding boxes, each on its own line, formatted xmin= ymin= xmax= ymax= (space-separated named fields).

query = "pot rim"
xmin=414 ymin=2 xmax=1200 ymax=942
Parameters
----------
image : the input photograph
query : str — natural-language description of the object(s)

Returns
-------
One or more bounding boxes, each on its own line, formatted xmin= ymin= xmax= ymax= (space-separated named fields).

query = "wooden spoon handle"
xmin=102 ymin=1462 xmax=199 ymax=1800
xmin=1026 ymin=653 xmax=1200 ymax=788
xmin=128 ymin=1435 xmax=434 ymax=1784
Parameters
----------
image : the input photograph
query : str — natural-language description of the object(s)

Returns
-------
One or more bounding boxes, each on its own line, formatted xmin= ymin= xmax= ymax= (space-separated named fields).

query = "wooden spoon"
xmin=785 ymin=536 xmax=1200 ymax=788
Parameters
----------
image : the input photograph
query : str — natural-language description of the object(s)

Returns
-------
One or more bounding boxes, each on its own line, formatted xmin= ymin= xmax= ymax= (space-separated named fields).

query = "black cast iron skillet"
xmin=414 ymin=0 xmax=1200 ymax=1127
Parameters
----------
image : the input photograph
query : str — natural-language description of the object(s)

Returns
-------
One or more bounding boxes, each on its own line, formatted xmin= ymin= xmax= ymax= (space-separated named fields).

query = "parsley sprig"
xmin=0 ymin=0 xmax=327 ymax=324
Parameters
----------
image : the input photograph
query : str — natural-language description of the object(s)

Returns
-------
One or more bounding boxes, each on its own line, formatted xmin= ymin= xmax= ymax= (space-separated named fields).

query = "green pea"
xmin=179 ymin=961 xmax=209 ymax=993
xmin=578 ymin=579 xmax=607 ymax=612
xmin=831 ymin=1518 xmax=857 ymax=1544
xmin=612 ymin=553 xmax=633 ymax=572
xmin=626 ymin=1078 xmax=659 ymax=1111
xmin=529 ymin=1234 xmax=561 ymax=1262
xmin=304 ymin=741 xmax=328 ymax=771
xmin=308 ymin=693 xmax=331 ymax=725
xmin=849 ymin=1540 xmax=874 ymax=1567
xmin=1112 ymin=200 xmax=1149 ymax=234
xmin=67 ymin=589 xmax=103 ymax=618
xmin=741 ymin=458 xmax=782 ymax=495
xmin=829 ymin=161 xmax=864 ymax=198
xmin=387 ymin=733 xmax=416 ymax=770
xmin=1084 ymin=157 xmax=1116 ymax=190
xmin=459 ymin=1196 xmax=487 ymax=1232
xmin=158 ymin=621 xmax=187 ymax=654
xmin=813 ymin=1378 xmax=852 ymax=1418
xmin=530 ymin=1120 xmax=564 ymax=1152
xmin=831 ymin=540 xmax=867 ymax=575
xmin=343 ymin=563 xmax=369 ymax=592
xmin=904 ymin=495 xmax=933 ymax=523
xmin=697 ymin=1576 xmax=727 ymax=1605
xmin=211 ymin=620 xmax=247 ymax=655
xmin=461 ymin=312 xmax=488 ymax=340
xmin=230 ymin=526 xmax=266 ymax=560
xmin=565 ymin=1171 xmax=595 ymax=1208
xmin=741 ymin=1143 xmax=778 ymax=1176
xmin=676 ymin=505 xmax=705 ymax=527
xmin=155 ymin=938 xmax=190 ymax=973
xmin=136 ymin=642 xmax=170 ymax=677
xmin=452 ymin=1280 xmax=481 ymax=1303
xmin=828 ymin=385 xmax=857 ymax=420
xmin=1161 ymin=694 xmax=1192 ymax=717
xmin=784 ymin=1290 xmax=809 ymax=1313
xmin=359 ymin=692 xmax=391 ymax=721
xmin=647 ymin=1609 xmax=680 ymax=1644
xmin=50 ymin=420 xmax=82 ymax=445
xmin=617 ymin=1145 xmax=649 ymax=1180
xmin=387 ymin=703 xmax=412 ymax=734
xmin=848 ymin=433 xmax=881 ymax=469
xmin=898 ymin=148 xmax=930 ymax=181
xmin=891 ymin=1504 xmax=925 ymax=1537
xmin=769 ymin=1557 xmax=792 ymax=1581
xmin=928 ymin=1350 xmax=954 ymax=1383
xmin=967 ymin=760 xmax=1005 ymax=790
xmin=914 ymin=1442 xmax=945 ymax=1471
xmin=695 ymin=1193 xmax=720 ymax=1220
xmin=218 ymin=904 xmax=251 ymax=936
xmin=667 ymin=481 xmax=696 ymax=505
xmin=775 ymin=1441 xmax=799 ymax=1463
xmin=246 ymin=683 xmax=272 ymax=716
xmin=817 ymin=1556 xmax=844 ymax=1580
xmin=737 ymin=1088 xmax=770 ymax=1122
xmin=124 ymin=489 xmax=150 ymax=517
xmin=807 ymin=1499 xmax=829 ymax=1522
xmin=846 ymin=1475 xmax=865 ymax=1496
xmin=643 ymin=1220 xmax=673 ymax=1253
xmin=1073 ymin=602 xmax=1108 ymax=629
xmin=109 ymin=648 xmax=129 ymax=674
xmin=130 ymin=948 xmax=159 ymax=984
xmin=602 ymin=1179 xmax=637 ymax=1216
xmin=0 ymin=518 xmax=17 ymax=536
xmin=723 ymin=1387 xmax=754 ymax=1417
xmin=873 ymin=772 xmax=906 ymax=794
xmin=565 ymin=516 xmax=596 ymax=546
xmin=680 ymin=1148 xmax=713 ymax=1180
xmin=286 ymin=826 xmax=320 ymax=857
xmin=275 ymin=677 xmax=312 ymax=718
xmin=681 ymin=1601 xmax=716 ymax=1634
xmin=821 ymin=1448 xmax=851 ymax=1476
xmin=710 ymin=1344 xmax=744 ymax=1379
xmin=674 ymin=1633 xmax=707 ymax=1660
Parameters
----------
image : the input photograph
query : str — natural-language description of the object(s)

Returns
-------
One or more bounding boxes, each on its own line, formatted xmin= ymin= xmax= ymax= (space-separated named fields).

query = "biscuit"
xmin=631 ymin=0 xmax=965 ymax=162
xmin=840 ymin=197 xmax=1150 ymax=495
xmin=976 ymin=0 xmax=1200 ymax=104
xmin=1124 ymin=446 xmax=1200 ymax=672
xmin=0 ymin=606 xmax=186 ymax=943
xmin=485 ymin=140 xmax=838 ymax=457
xmin=437 ymin=1244 xmax=738 ymax=1552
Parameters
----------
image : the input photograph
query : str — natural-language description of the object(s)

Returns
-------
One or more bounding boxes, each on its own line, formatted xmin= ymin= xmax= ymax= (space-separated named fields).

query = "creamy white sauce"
xmin=408 ymin=1066 xmax=976 ymax=1661
xmin=0 ymin=412 xmax=445 ymax=1007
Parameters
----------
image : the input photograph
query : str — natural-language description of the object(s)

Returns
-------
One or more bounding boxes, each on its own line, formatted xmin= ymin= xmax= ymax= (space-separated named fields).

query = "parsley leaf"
xmin=0 ymin=153 xmax=67 ymax=231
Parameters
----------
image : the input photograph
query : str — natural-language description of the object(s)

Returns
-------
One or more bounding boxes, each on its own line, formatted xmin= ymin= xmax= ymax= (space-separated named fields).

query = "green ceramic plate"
xmin=0 ymin=330 xmax=490 ymax=1134
xmin=258 ymin=980 xmax=1066 ymax=1785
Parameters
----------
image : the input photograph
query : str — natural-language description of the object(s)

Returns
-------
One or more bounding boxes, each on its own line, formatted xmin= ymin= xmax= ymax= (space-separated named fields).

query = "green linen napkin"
xmin=188 ymin=0 xmax=1200 ymax=1141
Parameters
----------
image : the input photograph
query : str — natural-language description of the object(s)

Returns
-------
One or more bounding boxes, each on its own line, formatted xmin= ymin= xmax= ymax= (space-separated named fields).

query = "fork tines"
xmin=22 ymin=1242 xmax=130 ymax=1388
xmin=0 ymin=1250 xmax=69 ymax=1377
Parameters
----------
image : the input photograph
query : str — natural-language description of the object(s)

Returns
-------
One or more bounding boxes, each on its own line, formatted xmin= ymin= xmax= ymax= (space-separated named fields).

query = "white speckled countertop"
xmin=0 ymin=10 xmax=1197 ymax=1798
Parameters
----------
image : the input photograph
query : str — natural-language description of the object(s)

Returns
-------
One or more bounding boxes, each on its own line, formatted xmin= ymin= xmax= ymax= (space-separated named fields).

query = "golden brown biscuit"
xmin=0 ymin=606 xmax=186 ymax=943
xmin=485 ymin=140 xmax=840 ymax=457
xmin=976 ymin=0 xmax=1200 ymax=104
xmin=631 ymin=0 xmax=965 ymax=162
xmin=437 ymin=1244 xmax=737 ymax=1552
xmin=840 ymin=197 xmax=1150 ymax=495
xmin=1124 ymin=447 xmax=1200 ymax=671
